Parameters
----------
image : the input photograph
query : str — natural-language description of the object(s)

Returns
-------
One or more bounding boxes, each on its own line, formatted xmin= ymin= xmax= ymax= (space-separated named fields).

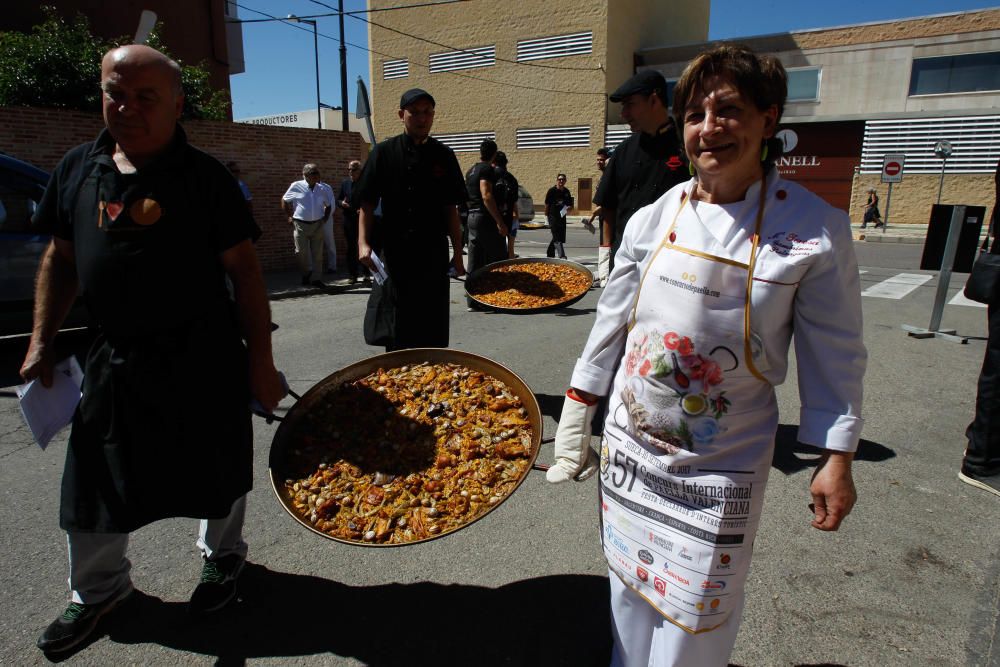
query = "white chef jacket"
xmin=282 ymin=179 xmax=334 ymax=222
xmin=571 ymin=172 xmax=866 ymax=452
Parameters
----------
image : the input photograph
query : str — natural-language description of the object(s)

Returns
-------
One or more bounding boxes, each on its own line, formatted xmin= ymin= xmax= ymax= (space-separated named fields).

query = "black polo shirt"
xmin=354 ymin=132 xmax=465 ymax=239
xmin=594 ymin=121 xmax=687 ymax=250
xmin=464 ymin=161 xmax=497 ymax=210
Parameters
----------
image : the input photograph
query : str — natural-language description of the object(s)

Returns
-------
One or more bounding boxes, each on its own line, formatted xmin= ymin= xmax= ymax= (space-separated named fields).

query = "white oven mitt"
xmin=597 ymin=246 xmax=610 ymax=287
xmin=547 ymin=392 xmax=600 ymax=483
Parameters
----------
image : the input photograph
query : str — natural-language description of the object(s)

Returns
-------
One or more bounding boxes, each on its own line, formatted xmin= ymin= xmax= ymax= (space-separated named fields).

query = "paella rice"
xmin=467 ymin=262 xmax=591 ymax=309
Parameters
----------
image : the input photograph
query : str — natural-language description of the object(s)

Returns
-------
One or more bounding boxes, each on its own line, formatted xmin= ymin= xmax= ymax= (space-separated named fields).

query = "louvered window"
xmin=433 ymin=131 xmax=496 ymax=152
xmin=517 ymin=126 xmax=590 ymax=149
xmin=382 ymin=59 xmax=408 ymax=80
xmin=517 ymin=32 xmax=592 ymax=62
xmin=429 ymin=46 xmax=495 ymax=73
xmin=605 ymin=125 xmax=632 ymax=151
xmin=861 ymin=116 xmax=1000 ymax=174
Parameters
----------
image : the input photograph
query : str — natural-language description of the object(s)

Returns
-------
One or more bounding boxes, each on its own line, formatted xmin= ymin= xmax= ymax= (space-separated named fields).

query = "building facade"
xmin=366 ymin=0 xmax=708 ymax=211
xmin=640 ymin=8 xmax=1000 ymax=225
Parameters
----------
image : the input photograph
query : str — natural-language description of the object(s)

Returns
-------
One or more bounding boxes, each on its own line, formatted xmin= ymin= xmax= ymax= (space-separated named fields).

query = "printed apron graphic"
xmin=601 ymin=187 xmax=779 ymax=633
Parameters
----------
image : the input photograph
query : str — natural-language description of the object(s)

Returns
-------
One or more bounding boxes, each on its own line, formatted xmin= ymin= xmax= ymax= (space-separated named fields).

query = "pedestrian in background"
xmin=594 ymin=69 xmax=688 ymax=282
xmin=21 ymin=44 xmax=284 ymax=654
xmin=464 ymin=139 xmax=508 ymax=310
xmin=226 ymin=160 xmax=253 ymax=215
xmin=493 ymin=151 xmax=521 ymax=259
xmin=861 ymin=187 xmax=882 ymax=229
xmin=961 ymin=157 xmax=1000 ymax=498
xmin=355 ymin=88 xmax=466 ymax=350
xmin=545 ymin=173 xmax=574 ymax=259
xmin=338 ymin=159 xmax=368 ymax=284
xmin=588 ymin=147 xmax=610 ymax=284
xmin=282 ymin=163 xmax=333 ymax=287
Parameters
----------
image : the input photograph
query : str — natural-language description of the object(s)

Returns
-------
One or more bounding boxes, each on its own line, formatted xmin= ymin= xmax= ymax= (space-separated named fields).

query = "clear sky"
xmin=230 ymin=0 xmax=1000 ymax=120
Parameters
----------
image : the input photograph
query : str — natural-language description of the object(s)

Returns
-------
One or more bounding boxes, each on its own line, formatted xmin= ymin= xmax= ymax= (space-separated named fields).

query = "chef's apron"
xmin=600 ymin=179 xmax=776 ymax=634
xmin=60 ymin=152 xmax=253 ymax=533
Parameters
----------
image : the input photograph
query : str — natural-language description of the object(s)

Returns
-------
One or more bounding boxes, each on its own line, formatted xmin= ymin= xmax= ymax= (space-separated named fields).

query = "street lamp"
xmin=934 ymin=139 xmax=953 ymax=205
xmin=287 ymin=14 xmax=321 ymax=130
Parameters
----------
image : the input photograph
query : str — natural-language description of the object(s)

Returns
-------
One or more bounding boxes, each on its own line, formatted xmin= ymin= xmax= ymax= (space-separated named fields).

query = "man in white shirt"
xmin=282 ymin=163 xmax=334 ymax=287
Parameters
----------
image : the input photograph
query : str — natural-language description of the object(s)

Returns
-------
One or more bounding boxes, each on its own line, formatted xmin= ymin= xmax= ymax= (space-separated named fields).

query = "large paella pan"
xmin=268 ymin=349 xmax=543 ymax=547
xmin=465 ymin=257 xmax=593 ymax=314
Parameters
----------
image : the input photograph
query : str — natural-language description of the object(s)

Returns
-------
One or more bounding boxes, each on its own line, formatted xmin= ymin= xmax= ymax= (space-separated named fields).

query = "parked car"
xmin=0 ymin=153 xmax=89 ymax=337
xmin=517 ymin=185 xmax=535 ymax=223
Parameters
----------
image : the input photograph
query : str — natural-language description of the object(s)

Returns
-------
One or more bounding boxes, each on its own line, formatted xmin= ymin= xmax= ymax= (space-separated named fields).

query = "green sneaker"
xmin=188 ymin=554 xmax=245 ymax=615
xmin=37 ymin=584 xmax=133 ymax=653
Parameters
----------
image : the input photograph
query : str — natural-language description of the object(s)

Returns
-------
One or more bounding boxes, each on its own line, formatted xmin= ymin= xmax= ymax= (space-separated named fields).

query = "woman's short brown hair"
xmin=673 ymin=44 xmax=787 ymax=125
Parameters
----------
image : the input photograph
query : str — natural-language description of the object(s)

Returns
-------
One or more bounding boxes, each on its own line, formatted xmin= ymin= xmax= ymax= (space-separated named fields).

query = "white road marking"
xmin=948 ymin=291 xmax=987 ymax=308
xmin=861 ymin=273 xmax=932 ymax=299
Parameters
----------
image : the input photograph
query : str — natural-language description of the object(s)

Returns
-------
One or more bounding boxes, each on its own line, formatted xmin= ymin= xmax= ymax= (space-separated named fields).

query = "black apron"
xmin=60 ymin=151 xmax=252 ymax=533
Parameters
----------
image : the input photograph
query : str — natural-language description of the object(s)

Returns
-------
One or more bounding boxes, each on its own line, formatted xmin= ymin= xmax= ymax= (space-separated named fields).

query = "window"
xmin=517 ymin=32 xmax=592 ymax=62
xmin=382 ymin=59 xmax=408 ymax=80
xmin=517 ymin=126 xmax=590 ymax=149
xmin=787 ymin=67 xmax=820 ymax=102
xmin=433 ymin=131 xmax=496 ymax=152
xmin=605 ymin=125 xmax=632 ymax=150
xmin=429 ymin=46 xmax=495 ymax=73
xmin=909 ymin=52 xmax=1000 ymax=96
xmin=860 ymin=115 xmax=1000 ymax=174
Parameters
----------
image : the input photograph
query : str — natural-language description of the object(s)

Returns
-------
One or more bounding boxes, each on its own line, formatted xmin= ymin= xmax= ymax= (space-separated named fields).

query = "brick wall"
xmin=0 ymin=106 xmax=365 ymax=272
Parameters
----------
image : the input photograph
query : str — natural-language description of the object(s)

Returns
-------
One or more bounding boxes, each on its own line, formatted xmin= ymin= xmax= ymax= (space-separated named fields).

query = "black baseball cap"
xmin=399 ymin=88 xmax=435 ymax=109
xmin=609 ymin=70 xmax=667 ymax=103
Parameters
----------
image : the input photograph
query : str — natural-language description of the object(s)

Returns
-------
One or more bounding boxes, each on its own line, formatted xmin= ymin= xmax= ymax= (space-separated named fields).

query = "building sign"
xmin=775 ymin=121 xmax=865 ymax=211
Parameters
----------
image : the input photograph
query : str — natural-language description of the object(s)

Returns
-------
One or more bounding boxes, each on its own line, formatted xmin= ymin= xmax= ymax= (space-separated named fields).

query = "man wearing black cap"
xmin=594 ymin=69 xmax=687 ymax=279
xmin=464 ymin=138 xmax=508 ymax=309
xmin=355 ymin=88 xmax=466 ymax=350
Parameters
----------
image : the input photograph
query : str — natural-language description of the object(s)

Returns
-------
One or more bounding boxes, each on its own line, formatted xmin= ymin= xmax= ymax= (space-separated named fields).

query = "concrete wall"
xmin=850 ymin=173 xmax=996 ymax=227
xmin=0 ymin=106 xmax=364 ymax=272
xmin=367 ymin=0 xmax=707 ymax=211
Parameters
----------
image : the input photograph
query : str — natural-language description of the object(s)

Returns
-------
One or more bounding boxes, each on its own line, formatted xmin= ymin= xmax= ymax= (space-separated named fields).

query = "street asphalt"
xmin=0 ymin=222 xmax=997 ymax=666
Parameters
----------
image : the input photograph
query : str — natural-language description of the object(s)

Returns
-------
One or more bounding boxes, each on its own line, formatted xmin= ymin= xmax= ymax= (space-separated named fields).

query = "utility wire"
xmin=310 ymin=0 xmax=601 ymax=72
xmin=231 ymin=0 xmax=473 ymax=23
xmin=234 ymin=1 xmax=606 ymax=97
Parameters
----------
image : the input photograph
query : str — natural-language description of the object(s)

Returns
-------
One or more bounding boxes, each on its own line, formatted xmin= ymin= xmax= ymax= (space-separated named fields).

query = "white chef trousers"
xmin=608 ymin=569 xmax=744 ymax=667
xmin=322 ymin=219 xmax=337 ymax=271
xmin=66 ymin=495 xmax=248 ymax=605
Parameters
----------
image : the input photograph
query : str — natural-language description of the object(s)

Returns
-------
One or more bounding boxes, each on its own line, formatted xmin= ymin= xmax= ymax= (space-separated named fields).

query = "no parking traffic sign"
xmin=881 ymin=154 xmax=905 ymax=183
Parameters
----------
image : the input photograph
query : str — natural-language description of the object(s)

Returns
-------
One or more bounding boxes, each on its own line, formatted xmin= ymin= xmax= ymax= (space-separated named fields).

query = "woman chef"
xmin=546 ymin=45 xmax=866 ymax=667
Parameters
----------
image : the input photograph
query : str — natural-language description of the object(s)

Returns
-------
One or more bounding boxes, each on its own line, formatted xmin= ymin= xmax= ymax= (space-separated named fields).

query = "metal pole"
xmin=936 ymin=156 xmax=947 ymax=205
xmin=928 ymin=205 xmax=965 ymax=332
xmin=883 ymin=182 xmax=893 ymax=232
xmin=339 ymin=0 xmax=349 ymax=132
xmin=312 ymin=21 xmax=321 ymax=129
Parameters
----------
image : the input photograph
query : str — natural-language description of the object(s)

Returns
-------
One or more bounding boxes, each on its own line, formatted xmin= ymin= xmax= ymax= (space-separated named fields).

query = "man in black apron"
xmin=355 ymin=88 xmax=466 ymax=350
xmin=20 ymin=45 xmax=285 ymax=654
xmin=464 ymin=139 xmax=508 ymax=309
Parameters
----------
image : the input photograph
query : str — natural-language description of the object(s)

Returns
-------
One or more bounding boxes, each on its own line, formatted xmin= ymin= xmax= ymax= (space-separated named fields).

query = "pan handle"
xmin=531 ymin=436 xmax=555 ymax=472
xmin=249 ymin=372 xmax=300 ymax=424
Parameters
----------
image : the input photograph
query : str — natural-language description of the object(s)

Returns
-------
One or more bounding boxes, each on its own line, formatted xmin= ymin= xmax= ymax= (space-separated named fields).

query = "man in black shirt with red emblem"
xmin=356 ymin=88 xmax=466 ymax=349
xmin=594 ymin=70 xmax=687 ymax=278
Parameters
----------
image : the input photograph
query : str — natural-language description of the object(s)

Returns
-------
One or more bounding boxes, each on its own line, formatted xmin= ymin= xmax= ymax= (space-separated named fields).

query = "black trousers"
xmin=966 ymin=300 xmax=1000 ymax=477
xmin=467 ymin=210 xmax=507 ymax=306
xmin=343 ymin=217 xmax=364 ymax=279
xmin=547 ymin=214 xmax=567 ymax=258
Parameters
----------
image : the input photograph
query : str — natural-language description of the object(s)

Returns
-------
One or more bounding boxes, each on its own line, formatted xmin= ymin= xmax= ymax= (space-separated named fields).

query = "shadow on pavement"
xmin=772 ymin=423 xmax=895 ymax=475
xmin=52 ymin=568 xmax=612 ymax=666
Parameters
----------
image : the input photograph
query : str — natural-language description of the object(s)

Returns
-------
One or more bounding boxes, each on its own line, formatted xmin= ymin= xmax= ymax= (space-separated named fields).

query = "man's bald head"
xmin=100 ymin=45 xmax=184 ymax=165
xmin=102 ymin=45 xmax=183 ymax=94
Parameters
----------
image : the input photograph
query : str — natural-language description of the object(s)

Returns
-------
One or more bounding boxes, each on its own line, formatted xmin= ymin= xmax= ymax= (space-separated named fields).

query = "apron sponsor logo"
xmin=700 ymin=579 xmax=726 ymax=591
xmin=717 ymin=552 xmax=733 ymax=569
xmin=648 ymin=531 xmax=674 ymax=553
xmin=678 ymin=546 xmax=694 ymax=562
xmin=605 ymin=525 xmax=629 ymax=555
xmin=653 ymin=576 xmax=667 ymax=597
xmin=765 ymin=232 xmax=820 ymax=257
xmin=637 ymin=566 xmax=649 ymax=582
xmin=638 ymin=549 xmax=654 ymax=565
xmin=613 ymin=552 xmax=633 ymax=572
xmin=662 ymin=565 xmax=690 ymax=586
xmin=659 ymin=275 xmax=721 ymax=298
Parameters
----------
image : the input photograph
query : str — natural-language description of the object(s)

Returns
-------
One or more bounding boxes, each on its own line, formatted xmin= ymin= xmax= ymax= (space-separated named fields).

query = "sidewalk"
xmin=854 ymin=223 xmax=929 ymax=244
